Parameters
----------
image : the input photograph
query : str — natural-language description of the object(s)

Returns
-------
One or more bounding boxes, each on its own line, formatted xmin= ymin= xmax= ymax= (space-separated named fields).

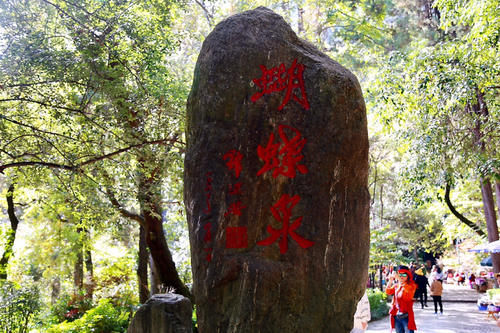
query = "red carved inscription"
xmin=251 ymin=59 xmax=310 ymax=110
xmin=226 ymin=226 xmax=248 ymax=249
xmin=257 ymin=125 xmax=308 ymax=178
xmin=257 ymin=194 xmax=314 ymax=254
xmin=223 ymin=150 xmax=243 ymax=179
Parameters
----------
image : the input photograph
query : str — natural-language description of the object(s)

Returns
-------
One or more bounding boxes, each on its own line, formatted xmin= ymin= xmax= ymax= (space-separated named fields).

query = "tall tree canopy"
xmin=371 ymin=0 xmax=499 ymax=269
xmin=0 ymin=0 xmax=191 ymax=297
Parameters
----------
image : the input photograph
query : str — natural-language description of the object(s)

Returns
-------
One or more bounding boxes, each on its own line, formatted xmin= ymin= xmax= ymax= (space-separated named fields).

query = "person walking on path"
xmin=469 ymin=273 xmax=476 ymax=289
xmin=430 ymin=265 xmax=443 ymax=281
xmin=430 ymin=277 xmax=443 ymax=316
xmin=351 ymin=290 xmax=371 ymax=333
xmin=414 ymin=268 xmax=429 ymax=309
xmin=386 ymin=266 xmax=417 ymax=333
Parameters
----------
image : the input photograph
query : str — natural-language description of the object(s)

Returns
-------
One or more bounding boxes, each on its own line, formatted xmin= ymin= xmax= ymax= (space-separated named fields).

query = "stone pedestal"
xmin=127 ymin=294 xmax=192 ymax=333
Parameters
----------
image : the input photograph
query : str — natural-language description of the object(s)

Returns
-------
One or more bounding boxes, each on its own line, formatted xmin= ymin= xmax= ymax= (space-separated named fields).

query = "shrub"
xmin=46 ymin=292 xmax=94 ymax=324
xmin=93 ymin=256 xmax=138 ymax=308
xmin=47 ymin=299 xmax=130 ymax=333
xmin=0 ymin=281 xmax=40 ymax=333
xmin=367 ymin=288 xmax=389 ymax=321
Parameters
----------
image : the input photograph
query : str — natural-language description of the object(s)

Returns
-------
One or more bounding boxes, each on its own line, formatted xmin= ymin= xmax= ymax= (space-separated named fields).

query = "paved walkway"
xmin=438 ymin=283 xmax=482 ymax=302
xmin=366 ymin=284 xmax=499 ymax=333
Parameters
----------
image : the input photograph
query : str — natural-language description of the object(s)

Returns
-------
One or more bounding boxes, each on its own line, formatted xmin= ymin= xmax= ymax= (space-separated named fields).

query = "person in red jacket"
xmin=386 ymin=266 xmax=418 ymax=333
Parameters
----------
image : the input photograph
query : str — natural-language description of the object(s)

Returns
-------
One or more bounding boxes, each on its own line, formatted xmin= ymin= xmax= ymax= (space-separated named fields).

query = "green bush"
xmin=367 ymin=288 xmax=390 ymax=321
xmin=47 ymin=299 xmax=130 ymax=333
xmin=45 ymin=293 xmax=94 ymax=324
xmin=0 ymin=281 xmax=40 ymax=333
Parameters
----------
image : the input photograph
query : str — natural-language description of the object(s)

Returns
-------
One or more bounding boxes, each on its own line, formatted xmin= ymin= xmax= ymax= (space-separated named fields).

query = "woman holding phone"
xmin=385 ymin=266 xmax=417 ymax=333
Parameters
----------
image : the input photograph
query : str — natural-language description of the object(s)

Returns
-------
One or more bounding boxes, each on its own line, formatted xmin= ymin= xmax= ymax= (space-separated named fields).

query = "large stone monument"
xmin=184 ymin=7 xmax=369 ymax=332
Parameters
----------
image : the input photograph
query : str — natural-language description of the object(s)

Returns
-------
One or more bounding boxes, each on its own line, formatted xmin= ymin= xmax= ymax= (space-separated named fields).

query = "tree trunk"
xmin=149 ymin=254 xmax=159 ymax=295
xmin=74 ymin=247 xmax=84 ymax=294
xmin=51 ymin=277 xmax=61 ymax=305
xmin=138 ymin=225 xmax=150 ymax=303
xmin=379 ymin=265 xmax=384 ymax=290
xmin=104 ymin=166 xmax=190 ymax=300
xmin=495 ymin=180 xmax=500 ymax=214
xmin=138 ymin=172 xmax=191 ymax=300
xmin=371 ymin=164 xmax=378 ymax=224
xmin=142 ymin=201 xmax=190 ymax=298
xmin=0 ymin=184 xmax=20 ymax=280
xmin=469 ymin=90 xmax=500 ymax=271
xmin=73 ymin=226 xmax=89 ymax=296
xmin=84 ymin=249 xmax=94 ymax=299
xmin=73 ymin=231 xmax=84 ymax=294
xmin=480 ymin=178 xmax=500 ymax=272
xmin=380 ymin=184 xmax=384 ymax=227
xmin=297 ymin=7 xmax=305 ymax=35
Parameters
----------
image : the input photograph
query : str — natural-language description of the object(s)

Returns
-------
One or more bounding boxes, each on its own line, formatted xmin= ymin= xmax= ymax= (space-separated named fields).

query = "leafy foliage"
xmin=47 ymin=299 xmax=130 ymax=333
xmin=0 ymin=0 xmax=192 ymax=299
xmin=0 ymin=281 xmax=40 ymax=333
xmin=93 ymin=254 xmax=138 ymax=308
xmin=367 ymin=288 xmax=389 ymax=320
xmin=372 ymin=0 xmax=499 ymax=189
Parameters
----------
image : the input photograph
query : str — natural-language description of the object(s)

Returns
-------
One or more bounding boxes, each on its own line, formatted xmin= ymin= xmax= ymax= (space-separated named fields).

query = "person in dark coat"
xmin=413 ymin=268 xmax=429 ymax=308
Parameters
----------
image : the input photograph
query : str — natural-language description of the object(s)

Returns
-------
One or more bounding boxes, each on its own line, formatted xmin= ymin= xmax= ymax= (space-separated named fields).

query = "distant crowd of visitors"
xmin=352 ymin=263 xmax=500 ymax=333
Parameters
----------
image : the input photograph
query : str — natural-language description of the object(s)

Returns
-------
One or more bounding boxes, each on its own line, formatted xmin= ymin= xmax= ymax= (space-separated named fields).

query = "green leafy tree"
xmin=371 ymin=0 xmax=499 ymax=269
xmin=0 ymin=0 xmax=191 ymax=298
xmin=0 ymin=281 xmax=41 ymax=333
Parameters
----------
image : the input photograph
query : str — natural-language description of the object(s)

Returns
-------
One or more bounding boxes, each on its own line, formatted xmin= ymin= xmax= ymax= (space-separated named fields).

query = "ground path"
xmin=366 ymin=283 xmax=499 ymax=333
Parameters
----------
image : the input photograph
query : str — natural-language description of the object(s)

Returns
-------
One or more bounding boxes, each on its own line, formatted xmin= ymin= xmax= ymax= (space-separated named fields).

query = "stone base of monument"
xmin=127 ymin=294 xmax=192 ymax=333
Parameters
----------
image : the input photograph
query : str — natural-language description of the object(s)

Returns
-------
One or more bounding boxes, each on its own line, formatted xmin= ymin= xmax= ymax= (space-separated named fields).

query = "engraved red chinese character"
xmin=203 ymin=222 xmax=212 ymax=242
xmin=251 ymin=58 xmax=310 ymax=110
xmin=204 ymin=248 xmax=213 ymax=262
xmin=224 ymin=201 xmax=247 ymax=217
xmin=257 ymin=125 xmax=308 ymax=178
xmin=226 ymin=226 xmax=248 ymax=249
xmin=223 ymin=150 xmax=243 ymax=179
xmin=203 ymin=172 xmax=213 ymax=214
xmin=257 ymin=194 xmax=314 ymax=254
xmin=228 ymin=182 xmax=242 ymax=196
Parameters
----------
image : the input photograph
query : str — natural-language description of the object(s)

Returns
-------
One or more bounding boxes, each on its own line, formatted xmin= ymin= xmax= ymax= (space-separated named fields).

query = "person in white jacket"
xmin=351 ymin=291 xmax=371 ymax=333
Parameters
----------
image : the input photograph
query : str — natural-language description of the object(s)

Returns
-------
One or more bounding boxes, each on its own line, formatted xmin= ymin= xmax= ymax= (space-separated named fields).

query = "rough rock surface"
xmin=127 ymin=294 xmax=192 ymax=333
xmin=184 ymin=7 xmax=369 ymax=333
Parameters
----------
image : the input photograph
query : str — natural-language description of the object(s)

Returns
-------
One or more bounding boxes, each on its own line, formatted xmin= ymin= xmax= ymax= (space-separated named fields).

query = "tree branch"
xmin=0 ymin=161 xmax=75 ymax=174
xmin=59 ymin=0 xmax=107 ymax=22
xmin=0 ymin=98 xmax=82 ymax=113
xmin=77 ymin=137 xmax=184 ymax=166
xmin=0 ymin=137 xmax=184 ymax=174
xmin=0 ymin=114 xmax=78 ymax=141
xmin=101 ymin=169 xmax=144 ymax=226
xmin=40 ymin=0 xmax=88 ymax=32
xmin=444 ymin=182 xmax=487 ymax=238
xmin=195 ymin=0 xmax=214 ymax=26
xmin=0 ymin=80 xmax=85 ymax=89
